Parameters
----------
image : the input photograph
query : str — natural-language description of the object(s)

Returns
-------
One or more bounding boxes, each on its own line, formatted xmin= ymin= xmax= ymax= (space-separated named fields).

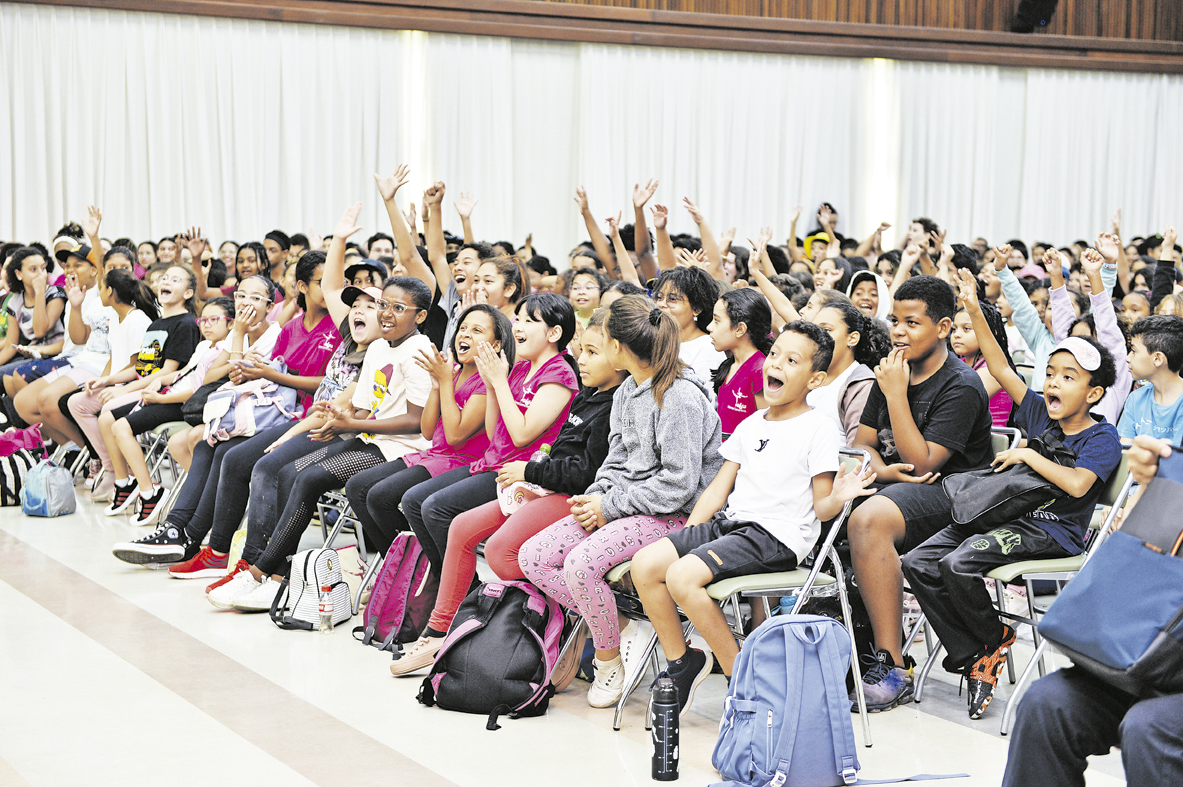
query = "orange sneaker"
xmin=966 ymin=625 xmax=1016 ymax=719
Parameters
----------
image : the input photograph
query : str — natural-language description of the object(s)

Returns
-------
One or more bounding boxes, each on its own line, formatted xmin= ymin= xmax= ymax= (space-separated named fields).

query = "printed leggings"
xmin=519 ymin=514 xmax=686 ymax=651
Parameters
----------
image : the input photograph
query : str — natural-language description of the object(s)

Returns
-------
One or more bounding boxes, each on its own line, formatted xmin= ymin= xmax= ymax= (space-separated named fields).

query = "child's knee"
xmin=112 ymin=418 xmax=132 ymax=439
xmin=665 ymin=555 xmax=712 ymax=602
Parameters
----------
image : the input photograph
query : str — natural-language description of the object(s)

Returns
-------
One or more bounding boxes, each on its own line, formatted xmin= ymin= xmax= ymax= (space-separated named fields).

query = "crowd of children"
xmin=4 ymin=179 xmax=1183 ymax=785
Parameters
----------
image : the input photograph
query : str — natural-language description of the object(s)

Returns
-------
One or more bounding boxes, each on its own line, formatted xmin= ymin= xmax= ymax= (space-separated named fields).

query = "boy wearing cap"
xmin=902 ymin=270 xmax=1122 ymax=721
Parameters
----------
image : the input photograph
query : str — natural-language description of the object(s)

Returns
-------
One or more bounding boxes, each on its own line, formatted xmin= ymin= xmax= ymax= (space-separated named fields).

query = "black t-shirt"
xmin=422 ymin=284 xmax=448 ymax=351
xmin=859 ymin=351 xmax=993 ymax=476
xmin=134 ymin=313 xmax=201 ymax=377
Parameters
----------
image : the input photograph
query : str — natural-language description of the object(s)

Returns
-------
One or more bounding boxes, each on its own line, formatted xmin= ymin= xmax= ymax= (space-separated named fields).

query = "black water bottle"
xmin=651 ymin=676 xmax=680 ymax=781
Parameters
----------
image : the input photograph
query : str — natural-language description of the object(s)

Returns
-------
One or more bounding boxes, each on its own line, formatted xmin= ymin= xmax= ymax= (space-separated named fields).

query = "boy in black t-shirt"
xmin=902 ymin=270 xmax=1122 ymax=720
xmin=848 ymin=273 xmax=995 ymax=711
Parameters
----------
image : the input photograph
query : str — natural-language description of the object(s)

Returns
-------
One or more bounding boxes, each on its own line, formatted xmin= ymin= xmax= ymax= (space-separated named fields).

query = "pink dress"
xmin=970 ymin=356 xmax=1015 ymax=427
xmin=402 ymin=370 xmax=490 ymax=476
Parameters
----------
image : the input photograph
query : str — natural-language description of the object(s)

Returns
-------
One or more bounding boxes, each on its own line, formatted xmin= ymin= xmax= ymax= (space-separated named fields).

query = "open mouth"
xmin=159 ymin=286 xmax=173 ymax=299
xmin=765 ymin=371 xmax=785 ymax=393
xmin=352 ymin=316 xmax=367 ymax=330
xmin=456 ymin=339 xmax=472 ymax=355
xmin=1046 ymin=393 xmax=1062 ymax=411
xmin=381 ymin=319 xmax=397 ymax=332
xmin=893 ymin=343 xmax=909 ymax=350
xmin=515 ymin=333 xmax=527 ymax=345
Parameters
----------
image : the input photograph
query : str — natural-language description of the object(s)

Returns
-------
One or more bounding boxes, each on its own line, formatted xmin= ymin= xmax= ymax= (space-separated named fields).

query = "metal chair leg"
xmin=352 ymin=552 xmax=385 ymax=616
xmin=1001 ymin=639 xmax=1050 ymax=736
xmin=1026 ymin=579 xmax=1048 ymax=677
xmin=829 ymin=548 xmax=871 ymax=747
xmin=994 ymin=580 xmax=1016 ymax=684
xmin=903 ymin=611 xmax=927 ymax=657
xmin=614 ymin=627 xmax=661 ymax=731
xmin=913 ymin=640 xmax=944 ymax=704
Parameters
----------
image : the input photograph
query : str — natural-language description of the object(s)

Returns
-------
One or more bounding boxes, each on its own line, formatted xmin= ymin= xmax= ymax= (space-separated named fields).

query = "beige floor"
xmin=0 ymin=495 xmax=1128 ymax=787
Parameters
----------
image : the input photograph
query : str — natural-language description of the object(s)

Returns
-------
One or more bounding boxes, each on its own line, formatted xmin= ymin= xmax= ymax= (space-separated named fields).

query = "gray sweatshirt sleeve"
xmin=597 ymin=384 xmax=714 ymax=522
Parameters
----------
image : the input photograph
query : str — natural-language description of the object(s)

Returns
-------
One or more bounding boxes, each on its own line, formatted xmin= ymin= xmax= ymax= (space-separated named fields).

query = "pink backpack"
xmin=353 ymin=533 xmax=439 ymax=653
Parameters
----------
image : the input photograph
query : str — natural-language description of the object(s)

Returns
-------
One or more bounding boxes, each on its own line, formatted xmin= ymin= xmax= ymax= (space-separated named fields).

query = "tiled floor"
xmin=0 ymin=495 xmax=1128 ymax=787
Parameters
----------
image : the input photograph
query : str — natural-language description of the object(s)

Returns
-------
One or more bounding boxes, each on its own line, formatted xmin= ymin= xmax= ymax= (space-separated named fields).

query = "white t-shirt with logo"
xmin=352 ymin=334 xmax=433 ymax=460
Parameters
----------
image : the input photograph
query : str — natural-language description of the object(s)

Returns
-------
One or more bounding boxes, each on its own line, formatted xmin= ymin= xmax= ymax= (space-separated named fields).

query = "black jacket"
xmin=523 ymin=384 xmax=619 ymax=496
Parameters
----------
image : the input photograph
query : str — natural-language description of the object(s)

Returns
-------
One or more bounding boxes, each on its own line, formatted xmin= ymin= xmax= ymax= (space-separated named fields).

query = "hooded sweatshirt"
xmin=524 ymin=384 xmax=619 ymax=496
xmin=847 ymin=270 xmax=893 ymax=325
xmin=585 ymin=372 xmax=724 ymax=523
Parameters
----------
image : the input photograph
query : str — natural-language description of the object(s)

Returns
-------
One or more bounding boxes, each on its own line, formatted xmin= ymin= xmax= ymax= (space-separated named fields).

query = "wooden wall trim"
xmin=20 ymin=0 xmax=1183 ymax=72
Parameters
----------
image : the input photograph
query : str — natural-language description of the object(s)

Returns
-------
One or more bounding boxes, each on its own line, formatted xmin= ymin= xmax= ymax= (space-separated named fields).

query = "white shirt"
xmin=351 ymin=335 xmax=433 ymax=460
xmin=216 ymin=322 xmax=282 ymax=359
xmin=806 ymin=362 xmax=859 ymax=444
xmin=720 ymin=407 xmax=840 ymax=560
xmin=680 ymin=334 xmax=726 ymax=393
xmin=107 ymin=309 xmax=152 ymax=374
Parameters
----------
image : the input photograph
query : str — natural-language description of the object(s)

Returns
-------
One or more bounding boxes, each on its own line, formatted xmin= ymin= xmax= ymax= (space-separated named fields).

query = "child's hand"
xmin=676 ymin=248 xmax=707 ymax=269
xmin=454 ymin=192 xmax=478 ymax=219
xmin=874 ymin=348 xmax=910 ymax=400
xmin=955 ymin=268 xmax=981 ymax=313
xmin=992 ymin=244 xmax=1012 ymax=272
xmin=333 ymin=202 xmax=365 ymax=242
xmin=1043 ymin=249 xmax=1065 ymax=289
xmin=879 ymin=463 xmax=939 ymax=485
xmin=474 ymin=342 xmax=509 ymax=382
xmin=98 ymin=384 xmax=125 ymax=405
xmin=651 ymin=204 xmax=668 ymax=231
xmin=1130 ymin=434 xmax=1172 ymax=486
xmin=1080 ymin=247 xmax=1104 ymax=276
xmin=573 ymin=186 xmax=590 ymax=214
xmin=790 ymin=204 xmax=803 ymax=224
xmin=65 ymin=274 xmax=84 ymax=307
xmin=496 ymin=460 xmax=529 ymax=489
xmin=82 ymin=205 xmax=102 ymax=238
xmin=1163 ymin=226 xmax=1177 ymax=251
xmin=831 ymin=464 xmax=878 ymax=504
xmin=633 ymin=179 xmax=659 ymax=209
xmin=1095 ymin=233 xmax=1120 ymax=264
xmin=605 ymin=211 xmax=622 ymax=239
xmin=373 ymin=164 xmax=410 ymax=203
xmin=84 ymin=376 xmax=108 ymax=393
xmin=682 ymin=196 xmax=704 ymax=225
xmin=901 ymin=242 xmax=922 ymax=271
xmin=568 ymin=494 xmax=604 ymax=531
xmin=991 ymin=447 xmax=1033 ymax=472
xmin=414 ymin=346 xmax=454 ymax=383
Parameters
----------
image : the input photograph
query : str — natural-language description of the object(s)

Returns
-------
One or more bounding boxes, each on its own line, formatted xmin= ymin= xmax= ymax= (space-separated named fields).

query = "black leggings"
xmin=343 ymin=459 xmax=432 ymax=556
xmin=254 ymin=438 xmax=387 ymax=576
xmin=122 ymin=402 xmax=186 ymax=435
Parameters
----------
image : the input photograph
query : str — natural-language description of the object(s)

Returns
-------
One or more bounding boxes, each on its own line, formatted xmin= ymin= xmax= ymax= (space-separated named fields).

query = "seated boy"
xmin=902 ymin=269 xmax=1122 ymax=720
xmin=1118 ymin=314 xmax=1183 ymax=444
xmin=847 ymin=275 xmax=995 ymax=710
xmin=631 ymin=321 xmax=876 ymax=712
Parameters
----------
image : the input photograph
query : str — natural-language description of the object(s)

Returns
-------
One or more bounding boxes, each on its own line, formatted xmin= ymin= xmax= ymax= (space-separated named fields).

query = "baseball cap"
xmin=1050 ymin=337 xmax=1101 ymax=371
xmin=341 ymin=285 xmax=383 ymax=306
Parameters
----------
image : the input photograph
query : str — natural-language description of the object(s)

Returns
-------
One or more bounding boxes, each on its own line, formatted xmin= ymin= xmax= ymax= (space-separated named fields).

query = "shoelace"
xmin=859 ymin=652 xmax=892 ymax=684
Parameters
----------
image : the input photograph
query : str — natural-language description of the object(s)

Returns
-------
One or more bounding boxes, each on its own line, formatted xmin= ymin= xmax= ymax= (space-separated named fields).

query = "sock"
xmin=594 ymin=655 xmax=621 ymax=668
xmin=668 ymin=648 xmax=699 ymax=674
xmin=423 ymin=626 xmax=447 ymax=639
xmin=115 ymin=477 xmax=129 ymax=487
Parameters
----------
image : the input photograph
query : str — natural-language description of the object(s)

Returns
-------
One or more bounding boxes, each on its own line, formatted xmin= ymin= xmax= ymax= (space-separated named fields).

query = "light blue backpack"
xmin=712 ymin=614 xmax=859 ymax=787
xmin=20 ymin=459 xmax=77 ymax=517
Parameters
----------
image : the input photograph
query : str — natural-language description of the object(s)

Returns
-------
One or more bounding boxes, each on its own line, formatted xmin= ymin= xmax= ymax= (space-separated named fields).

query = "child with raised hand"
xmin=902 ymin=269 xmax=1121 ymax=720
xmin=632 ymin=322 xmax=877 ymax=705
xmin=652 ymin=266 xmax=725 ymax=386
xmin=1118 ymin=314 xmax=1183 ymax=444
xmin=390 ymin=294 xmax=579 ymax=673
xmin=518 ymin=296 xmax=724 ymax=708
xmin=1051 ymin=241 xmax=1132 ymax=424
xmin=950 ymin=297 xmax=1015 ymax=427
xmin=808 ymin=299 xmax=890 ymax=444
xmin=343 ymin=304 xmax=512 ymax=556
xmin=709 ymin=288 xmax=772 ymax=438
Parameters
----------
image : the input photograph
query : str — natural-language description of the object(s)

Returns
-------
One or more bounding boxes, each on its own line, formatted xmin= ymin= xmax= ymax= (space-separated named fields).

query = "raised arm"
xmin=683 ymin=196 xmax=723 ymax=280
xmin=606 ymin=214 xmax=642 ymax=287
xmin=787 ymin=205 xmax=803 ymax=263
xmin=454 ymin=192 xmax=477 ymax=244
xmin=324 ymin=203 xmax=365 ymax=325
xmin=632 ymin=179 xmax=659 ymax=283
xmin=889 ymin=243 xmax=921 ymax=297
xmin=958 ymin=268 xmax=1028 ymax=403
xmin=1150 ymin=226 xmax=1178 ymax=311
xmin=1045 ymin=249 xmax=1074 ymax=343
xmin=652 ymin=204 xmax=677 ymax=272
xmin=182 ymin=228 xmax=219 ymax=302
xmin=575 ymin=187 xmax=618 ymax=279
xmin=1111 ymin=209 xmax=1132 ymax=295
xmin=855 ymin=221 xmax=891 ymax=258
xmin=375 ymin=165 xmax=436 ymax=295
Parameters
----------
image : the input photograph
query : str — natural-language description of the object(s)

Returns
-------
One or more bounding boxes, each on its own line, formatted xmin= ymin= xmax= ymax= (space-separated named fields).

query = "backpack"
xmin=417 ymin=580 xmax=564 ymax=730
xmin=353 ymin=533 xmax=439 ymax=653
xmin=0 ymin=447 xmax=40 ymax=507
xmin=712 ymin=615 xmax=859 ymax=787
xmin=269 ymin=547 xmax=353 ymax=631
xmin=202 ymin=364 xmax=299 ymax=445
xmin=20 ymin=459 xmax=77 ymax=517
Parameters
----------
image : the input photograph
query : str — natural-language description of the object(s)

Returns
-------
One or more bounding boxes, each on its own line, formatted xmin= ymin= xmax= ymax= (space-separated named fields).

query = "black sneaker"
xmin=112 ymin=521 xmax=188 ymax=565
xmin=658 ymin=647 xmax=714 ymax=714
xmin=131 ymin=485 xmax=167 ymax=526
xmin=103 ymin=479 xmax=140 ymax=517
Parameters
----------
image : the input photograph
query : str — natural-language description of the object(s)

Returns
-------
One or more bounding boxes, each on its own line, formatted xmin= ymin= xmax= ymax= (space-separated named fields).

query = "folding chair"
xmin=911 ymin=452 xmax=1134 ymax=736
xmin=604 ymin=449 xmax=874 ymax=747
xmin=316 ymin=491 xmax=375 ymax=615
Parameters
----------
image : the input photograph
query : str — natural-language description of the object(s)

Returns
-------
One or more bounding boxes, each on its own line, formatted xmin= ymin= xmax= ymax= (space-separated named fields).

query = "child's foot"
xmin=851 ymin=649 xmax=914 ymax=712
xmin=207 ymin=568 xmax=261 ymax=609
xmin=966 ymin=625 xmax=1016 ymax=720
xmin=103 ymin=478 xmax=139 ymax=515
xmin=390 ymin=636 xmax=444 ymax=676
xmin=168 ymin=545 xmax=228 ymax=579
xmin=111 ymin=522 xmax=187 ymax=564
xmin=661 ymin=647 xmax=713 ymax=714
xmin=587 ymin=655 xmax=625 ymax=707
xmin=228 ymin=576 xmax=283 ymax=613
xmin=132 ymin=485 xmax=167 ymax=526
xmin=206 ymin=559 xmax=250 ymax=595
xmin=91 ymin=473 xmax=117 ymax=504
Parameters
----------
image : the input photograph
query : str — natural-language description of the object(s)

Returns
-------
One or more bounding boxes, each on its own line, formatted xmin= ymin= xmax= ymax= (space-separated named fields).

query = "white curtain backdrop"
xmin=3 ymin=2 xmax=1182 ymax=260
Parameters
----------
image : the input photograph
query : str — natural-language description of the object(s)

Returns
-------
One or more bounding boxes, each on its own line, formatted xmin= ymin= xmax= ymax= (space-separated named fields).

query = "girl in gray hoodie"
xmin=519 ymin=294 xmax=723 ymax=708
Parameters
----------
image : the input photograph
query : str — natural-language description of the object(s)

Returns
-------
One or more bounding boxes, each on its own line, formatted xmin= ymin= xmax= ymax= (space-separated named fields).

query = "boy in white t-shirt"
xmin=632 ymin=321 xmax=877 ymax=709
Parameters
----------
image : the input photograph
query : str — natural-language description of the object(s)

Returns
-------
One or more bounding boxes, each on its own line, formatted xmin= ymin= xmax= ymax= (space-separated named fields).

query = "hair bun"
xmin=649 ymin=307 xmax=662 ymax=326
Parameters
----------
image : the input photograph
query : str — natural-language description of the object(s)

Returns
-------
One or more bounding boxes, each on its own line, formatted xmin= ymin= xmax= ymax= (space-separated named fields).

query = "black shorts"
xmin=854 ymin=481 xmax=955 ymax=554
xmin=667 ymin=515 xmax=799 ymax=582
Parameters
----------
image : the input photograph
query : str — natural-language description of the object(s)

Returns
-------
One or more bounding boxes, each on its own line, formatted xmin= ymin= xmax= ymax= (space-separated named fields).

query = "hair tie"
xmin=648 ymin=307 xmax=662 ymax=326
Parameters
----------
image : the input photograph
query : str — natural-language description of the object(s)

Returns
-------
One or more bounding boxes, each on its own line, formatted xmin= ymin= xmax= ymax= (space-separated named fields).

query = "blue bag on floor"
xmin=20 ymin=459 xmax=76 ymax=517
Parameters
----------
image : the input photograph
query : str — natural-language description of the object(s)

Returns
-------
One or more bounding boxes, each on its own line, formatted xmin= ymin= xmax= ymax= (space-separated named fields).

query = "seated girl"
xmin=951 ymin=299 xmax=1015 ymax=427
xmin=709 ymin=289 xmax=771 ymax=438
xmin=473 ymin=256 xmax=526 ymax=321
xmin=808 ymin=299 xmax=890 ymax=445
xmin=0 ymin=247 xmax=67 ymax=393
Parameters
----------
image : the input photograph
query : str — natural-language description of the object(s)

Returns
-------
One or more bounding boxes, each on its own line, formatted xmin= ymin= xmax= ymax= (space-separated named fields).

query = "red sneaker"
xmin=168 ymin=546 xmax=229 ymax=580
xmin=205 ymin=559 xmax=250 ymax=594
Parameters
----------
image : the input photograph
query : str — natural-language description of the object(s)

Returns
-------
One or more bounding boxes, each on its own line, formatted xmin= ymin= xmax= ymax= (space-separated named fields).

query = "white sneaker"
xmin=229 ymin=577 xmax=282 ymax=613
xmin=207 ymin=570 xmax=261 ymax=609
xmin=587 ymin=655 xmax=625 ymax=708
xmin=619 ymin=619 xmax=649 ymax=682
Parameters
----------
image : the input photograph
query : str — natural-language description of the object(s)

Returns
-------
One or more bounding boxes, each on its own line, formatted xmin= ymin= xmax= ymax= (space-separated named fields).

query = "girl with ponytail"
xmin=809 ymin=297 xmax=890 ymax=444
xmin=518 ymin=294 xmax=724 ymax=709
xmin=709 ymin=288 xmax=773 ymax=438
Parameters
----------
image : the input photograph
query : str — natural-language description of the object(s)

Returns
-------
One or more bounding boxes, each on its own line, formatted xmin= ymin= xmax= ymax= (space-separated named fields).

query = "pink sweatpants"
xmin=519 ymin=514 xmax=686 ymax=650
xmin=67 ymin=389 xmax=143 ymax=473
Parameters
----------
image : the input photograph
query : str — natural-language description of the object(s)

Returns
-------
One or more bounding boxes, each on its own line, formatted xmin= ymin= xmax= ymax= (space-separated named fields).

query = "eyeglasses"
xmin=161 ymin=275 xmax=188 ymax=285
xmin=377 ymin=300 xmax=419 ymax=315
xmin=570 ymin=285 xmax=601 ymax=294
xmin=234 ymin=292 xmax=272 ymax=306
xmin=652 ymin=292 xmax=684 ymax=305
xmin=197 ymin=316 xmax=227 ymax=326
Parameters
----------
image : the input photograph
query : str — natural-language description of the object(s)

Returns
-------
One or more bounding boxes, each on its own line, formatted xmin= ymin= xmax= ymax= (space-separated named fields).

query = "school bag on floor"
xmin=0 ymin=426 xmax=44 ymax=507
xmin=20 ymin=459 xmax=76 ymax=517
xmin=353 ymin=532 xmax=439 ymax=653
xmin=270 ymin=547 xmax=353 ymax=631
xmin=417 ymin=580 xmax=564 ymax=730
xmin=713 ymin=614 xmax=859 ymax=787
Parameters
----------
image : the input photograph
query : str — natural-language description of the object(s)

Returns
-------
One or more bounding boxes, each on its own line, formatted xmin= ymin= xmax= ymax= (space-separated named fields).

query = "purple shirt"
xmin=402 ymin=370 xmax=490 ymax=476
xmin=472 ymin=354 xmax=579 ymax=474
xmin=718 ymin=351 xmax=765 ymax=437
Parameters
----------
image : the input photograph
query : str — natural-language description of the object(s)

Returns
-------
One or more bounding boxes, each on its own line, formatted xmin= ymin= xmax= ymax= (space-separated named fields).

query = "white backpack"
xmin=269 ymin=548 xmax=353 ymax=631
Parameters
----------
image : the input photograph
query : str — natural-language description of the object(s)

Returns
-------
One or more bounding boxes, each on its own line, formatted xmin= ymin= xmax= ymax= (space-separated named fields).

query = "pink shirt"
xmin=970 ymin=356 xmax=1015 ymax=427
xmin=272 ymin=312 xmax=341 ymax=416
xmin=718 ymin=351 xmax=765 ymax=437
xmin=402 ymin=370 xmax=490 ymax=476
xmin=471 ymin=354 xmax=579 ymax=474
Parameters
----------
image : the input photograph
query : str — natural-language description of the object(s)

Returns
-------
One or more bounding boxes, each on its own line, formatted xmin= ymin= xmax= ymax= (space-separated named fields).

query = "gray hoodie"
xmin=586 ymin=372 xmax=724 ymax=522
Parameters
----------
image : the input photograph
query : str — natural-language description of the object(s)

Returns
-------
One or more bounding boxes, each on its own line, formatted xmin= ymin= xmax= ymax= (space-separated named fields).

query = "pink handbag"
xmin=0 ymin=424 xmax=44 ymax=459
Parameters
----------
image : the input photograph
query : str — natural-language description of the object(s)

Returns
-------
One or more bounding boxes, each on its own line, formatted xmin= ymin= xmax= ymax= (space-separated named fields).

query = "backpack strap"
xmin=816 ymin=623 xmax=859 ymax=785
xmin=766 ymin=623 xmax=808 ymax=787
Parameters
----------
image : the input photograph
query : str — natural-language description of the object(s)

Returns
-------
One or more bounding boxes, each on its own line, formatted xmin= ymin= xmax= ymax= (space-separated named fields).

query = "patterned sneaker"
xmin=103 ymin=479 xmax=140 ymax=516
xmin=131 ymin=485 xmax=167 ymax=527
xmin=587 ymin=655 xmax=626 ymax=708
xmin=206 ymin=559 xmax=250 ymax=595
xmin=966 ymin=625 xmax=1017 ymax=720
xmin=207 ymin=569 xmax=262 ymax=609
xmin=111 ymin=522 xmax=188 ymax=565
xmin=851 ymin=649 xmax=914 ymax=712
xmin=168 ymin=545 xmax=229 ymax=579
xmin=661 ymin=646 xmax=714 ymax=714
